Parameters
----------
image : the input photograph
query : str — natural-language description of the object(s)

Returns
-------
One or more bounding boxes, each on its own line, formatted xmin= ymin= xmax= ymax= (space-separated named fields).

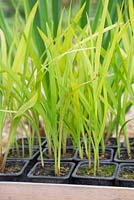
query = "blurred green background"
xmin=0 ymin=0 xmax=98 ymax=23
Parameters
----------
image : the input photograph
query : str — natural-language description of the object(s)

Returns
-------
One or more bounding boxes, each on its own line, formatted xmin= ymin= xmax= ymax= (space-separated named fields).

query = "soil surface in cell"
xmin=7 ymin=149 xmax=36 ymax=158
xmin=78 ymin=150 xmax=111 ymax=160
xmin=43 ymin=148 xmax=75 ymax=159
xmin=105 ymin=138 xmax=117 ymax=147
xmin=119 ymin=167 xmax=134 ymax=179
xmin=33 ymin=163 xmax=70 ymax=177
xmin=0 ymin=162 xmax=24 ymax=174
xmin=118 ymin=149 xmax=134 ymax=160
xmin=76 ymin=164 xmax=115 ymax=177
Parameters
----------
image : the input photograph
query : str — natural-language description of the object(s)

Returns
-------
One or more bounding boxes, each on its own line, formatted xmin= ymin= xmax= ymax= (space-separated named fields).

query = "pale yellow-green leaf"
xmin=95 ymin=0 xmax=108 ymax=74
xmin=14 ymin=92 xmax=38 ymax=119
xmin=129 ymin=0 xmax=134 ymax=33
xmin=0 ymin=29 xmax=7 ymax=66
xmin=38 ymin=28 xmax=50 ymax=47
xmin=12 ymin=1 xmax=38 ymax=73
xmin=73 ymin=3 xmax=86 ymax=24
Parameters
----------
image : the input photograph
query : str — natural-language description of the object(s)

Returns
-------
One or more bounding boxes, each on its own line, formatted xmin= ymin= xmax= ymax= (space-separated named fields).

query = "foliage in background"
xmin=0 ymin=2 xmax=39 ymax=172
xmin=0 ymin=0 xmax=134 ymax=177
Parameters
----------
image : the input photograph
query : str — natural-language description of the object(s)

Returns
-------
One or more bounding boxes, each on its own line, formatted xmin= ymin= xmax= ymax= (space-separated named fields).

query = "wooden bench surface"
xmin=0 ymin=182 xmax=134 ymax=200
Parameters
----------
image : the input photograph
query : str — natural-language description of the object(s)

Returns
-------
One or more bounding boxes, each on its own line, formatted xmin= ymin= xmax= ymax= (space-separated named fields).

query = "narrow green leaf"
xmin=14 ymin=92 xmax=38 ymax=119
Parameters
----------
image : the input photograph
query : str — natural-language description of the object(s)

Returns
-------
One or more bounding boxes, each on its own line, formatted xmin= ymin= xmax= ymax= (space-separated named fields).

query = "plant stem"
xmin=101 ymin=137 xmax=105 ymax=155
xmin=54 ymin=147 xmax=59 ymax=176
xmin=94 ymin=146 xmax=99 ymax=176
xmin=116 ymin=126 xmax=121 ymax=158
xmin=62 ymin=130 xmax=67 ymax=155
xmin=88 ymin=140 xmax=91 ymax=169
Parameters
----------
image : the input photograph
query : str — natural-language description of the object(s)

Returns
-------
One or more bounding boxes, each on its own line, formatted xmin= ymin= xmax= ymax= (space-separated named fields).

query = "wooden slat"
xmin=0 ymin=182 xmax=134 ymax=200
